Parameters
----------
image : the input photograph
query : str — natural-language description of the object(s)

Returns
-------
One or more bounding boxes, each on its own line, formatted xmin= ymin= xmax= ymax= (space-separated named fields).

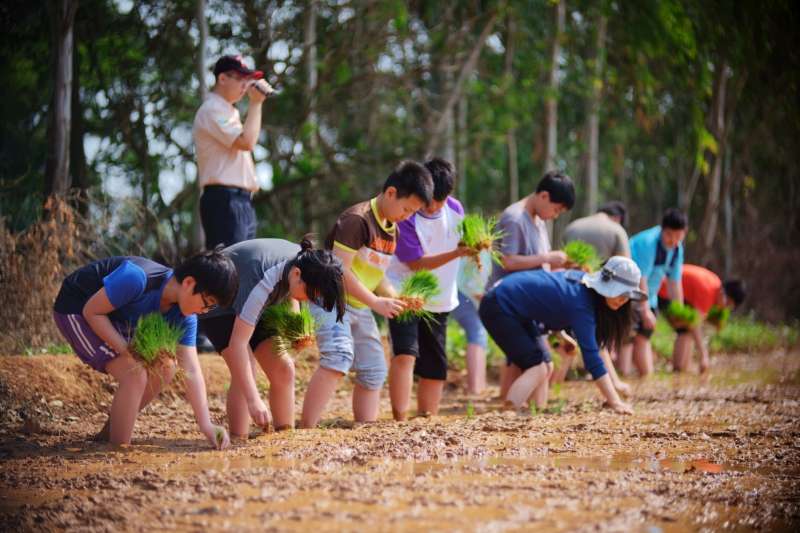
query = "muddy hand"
xmin=205 ymin=424 xmax=230 ymax=450
xmin=248 ymin=397 xmax=272 ymax=429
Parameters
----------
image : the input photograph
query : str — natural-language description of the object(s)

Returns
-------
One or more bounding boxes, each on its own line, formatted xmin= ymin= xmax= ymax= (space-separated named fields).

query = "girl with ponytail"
xmin=198 ymin=237 xmax=345 ymax=436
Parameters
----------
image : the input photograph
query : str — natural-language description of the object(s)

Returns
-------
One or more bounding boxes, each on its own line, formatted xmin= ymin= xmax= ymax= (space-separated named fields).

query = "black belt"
xmin=203 ymin=184 xmax=253 ymax=198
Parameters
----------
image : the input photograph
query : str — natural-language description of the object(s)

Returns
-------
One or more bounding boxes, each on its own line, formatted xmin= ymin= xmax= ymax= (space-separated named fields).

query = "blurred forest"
xmin=1 ymin=0 xmax=799 ymax=323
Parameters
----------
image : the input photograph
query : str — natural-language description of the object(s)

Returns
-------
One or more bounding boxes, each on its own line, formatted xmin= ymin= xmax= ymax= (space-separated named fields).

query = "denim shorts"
xmin=310 ymin=303 xmax=387 ymax=390
xmin=450 ymin=291 xmax=488 ymax=349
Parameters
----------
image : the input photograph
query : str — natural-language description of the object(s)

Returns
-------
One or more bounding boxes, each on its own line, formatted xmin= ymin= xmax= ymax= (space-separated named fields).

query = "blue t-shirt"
xmin=491 ymin=269 xmax=607 ymax=379
xmin=54 ymin=257 xmax=197 ymax=346
xmin=629 ymin=226 xmax=684 ymax=309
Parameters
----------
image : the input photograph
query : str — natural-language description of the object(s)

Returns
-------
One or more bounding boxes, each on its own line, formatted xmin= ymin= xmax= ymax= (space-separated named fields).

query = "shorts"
xmin=450 ymin=291 xmax=488 ymax=349
xmin=388 ymin=312 xmax=449 ymax=380
xmin=632 ymin=305 xmax=658 ymax=339
xmin=311 ymin=303 xmax=387 ymax=390
xmin=53 ymin=311 xmax=131 ymax=373
xmin=199 ymin=312 xmax=269 ymax=353
xmin=478 ymin=293 xmax=551 ymax=371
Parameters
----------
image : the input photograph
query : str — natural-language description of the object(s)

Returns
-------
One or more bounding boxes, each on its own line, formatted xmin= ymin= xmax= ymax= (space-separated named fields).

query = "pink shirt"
xmin=192 ymin=92 xmax=258 ymax=192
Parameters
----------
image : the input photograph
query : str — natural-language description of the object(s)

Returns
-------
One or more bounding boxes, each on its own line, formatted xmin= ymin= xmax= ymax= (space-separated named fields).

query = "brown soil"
xmin=1 ymin=350 xmax=799 ymax=532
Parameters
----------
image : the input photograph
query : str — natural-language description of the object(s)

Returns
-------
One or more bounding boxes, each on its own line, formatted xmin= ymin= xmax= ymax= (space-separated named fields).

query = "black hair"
xmin=591 ymin=290 xmax=634 ymax=354
xmin=598 ymin=201 xmax=628 ymax=228
xmin=535 ymin=170 xmax=575 ymax=210
xmin=383 ymin=160 xmax=433 ymax=204
xmin=174 ymin=247 xmax=239 ymax=308
xmin=424 ymin=157 xmax=456 ymax=202
xmin=723 ymin=279 xmax=746 ymax=307
xmin=266 ymin=235 xmax=346 ymax=321
xmin=661 ymin=208 xmax=688 ymax=230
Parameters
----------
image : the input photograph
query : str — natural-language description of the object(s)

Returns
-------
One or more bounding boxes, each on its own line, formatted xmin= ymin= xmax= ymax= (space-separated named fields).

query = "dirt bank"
xmin=1 ymin=350 xmax=798 ymax=531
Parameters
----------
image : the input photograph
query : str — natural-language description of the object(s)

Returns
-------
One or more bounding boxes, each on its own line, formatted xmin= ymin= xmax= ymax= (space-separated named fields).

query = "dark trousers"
xmin=200 ymin=185 xmax=256 ymax=249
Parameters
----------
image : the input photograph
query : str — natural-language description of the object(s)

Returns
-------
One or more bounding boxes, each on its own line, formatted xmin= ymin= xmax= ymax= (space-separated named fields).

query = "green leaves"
xmin=397 ymin=270 xmax=441 ymax=323
xmin=563 ymin=240 xmax=601 ymax=272
xmin=261 ymin=302 xmax=316 ymax=354
xmin=665 ymin=301 xmax=700 ymax=330
xmin=130 ymin=313 xmax=184 ymax=366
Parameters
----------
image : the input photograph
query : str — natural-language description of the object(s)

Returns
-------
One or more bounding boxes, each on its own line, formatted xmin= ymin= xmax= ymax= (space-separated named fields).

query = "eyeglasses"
xmin=200 ymin=293 xmax=218 ymax=312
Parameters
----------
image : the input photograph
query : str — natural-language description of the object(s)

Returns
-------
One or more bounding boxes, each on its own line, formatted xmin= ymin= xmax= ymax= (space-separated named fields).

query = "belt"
xmin=203 ymin=184 xmax=254 ymax=199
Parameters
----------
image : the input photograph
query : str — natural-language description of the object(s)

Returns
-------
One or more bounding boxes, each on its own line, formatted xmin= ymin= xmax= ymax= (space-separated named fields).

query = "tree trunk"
xmin=304 ymin=0 xmax=319 ymax=235
xmin=45 ymin=0 xmax=79 ymax=199
xmin=544 ymin=0 xmax=565 ymax=172
xmin=584 ymin=12 xmax=606 ymax=214
xmin=700 ymin=60 xmax=729 ymax=262
xmin=191 ymin=0 xmax=209 ymax=251
xmin=425 ymin=12 xmax=498 ymax=155
xmin=70 ymin=25 xmax=88 ymax=209
xmin=457 ymin=94 xmax=468 ymax=204
xmin=505 ymin=14 xmax=519 ymax=203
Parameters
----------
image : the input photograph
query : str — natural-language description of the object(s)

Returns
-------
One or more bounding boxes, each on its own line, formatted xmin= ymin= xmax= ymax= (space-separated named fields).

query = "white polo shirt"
xmin=192 ymin=92 xmax=258 ymax=192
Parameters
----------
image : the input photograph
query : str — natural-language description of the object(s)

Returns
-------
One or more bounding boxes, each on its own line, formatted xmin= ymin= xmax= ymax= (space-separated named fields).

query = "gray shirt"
xmin=562 ymin=213 xmax=630 ymax=260
xmin=487 ymin=199 xmax=551 ymax=288
xmin=205 ymin=239 xmax=300 ymax=325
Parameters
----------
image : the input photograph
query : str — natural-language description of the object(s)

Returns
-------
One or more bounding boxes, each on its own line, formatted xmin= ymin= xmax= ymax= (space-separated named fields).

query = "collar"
xmin=370 ymin=197 xmax=395 ymax=233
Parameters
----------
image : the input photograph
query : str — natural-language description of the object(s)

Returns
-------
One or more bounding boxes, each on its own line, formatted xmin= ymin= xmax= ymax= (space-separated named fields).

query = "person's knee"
xmin=120 ymin=365 xmax=149 ymax=391
xmin=269 ymin=356 xmax=295 ymax=386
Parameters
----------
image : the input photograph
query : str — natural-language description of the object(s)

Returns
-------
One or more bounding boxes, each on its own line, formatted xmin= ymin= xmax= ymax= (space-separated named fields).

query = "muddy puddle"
xmin=1 ymin=350 xmax=799 ymax=531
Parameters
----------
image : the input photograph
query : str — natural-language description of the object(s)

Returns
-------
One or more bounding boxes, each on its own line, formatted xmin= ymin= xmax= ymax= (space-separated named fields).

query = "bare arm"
xmin=82 ymin=289 xmax=131 ymax=357
xmin=666 ymin=279 xmax=683 ymax=304
xmin=177 ymin=344 xmax=230 ymax=449
xmin=404 ymin=246 xmax=472 ymax=272
xmin=501 ymin=251 xmax=566 ymax=272
xmin=230 ymin=81 xmax=270 ymax=151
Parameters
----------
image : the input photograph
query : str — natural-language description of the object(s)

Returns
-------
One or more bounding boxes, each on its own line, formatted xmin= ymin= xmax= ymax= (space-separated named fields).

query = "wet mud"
xmin=1 ymin=349 xmax=798 ymax=531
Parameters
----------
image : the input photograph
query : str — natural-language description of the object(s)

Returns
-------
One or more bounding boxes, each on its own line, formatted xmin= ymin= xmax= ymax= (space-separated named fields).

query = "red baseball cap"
xmin=213 ymin=55 xmax=263 ymax=79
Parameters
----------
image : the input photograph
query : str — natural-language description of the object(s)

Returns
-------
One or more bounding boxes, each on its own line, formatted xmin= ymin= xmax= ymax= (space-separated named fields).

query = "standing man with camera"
xmin=193 ymin=55 xmax=273 ymax=249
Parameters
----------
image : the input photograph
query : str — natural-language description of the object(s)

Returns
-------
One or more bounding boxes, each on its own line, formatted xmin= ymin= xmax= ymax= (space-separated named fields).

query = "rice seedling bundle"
xmin=261 ymin=302 xmax=316 ymax=353
xmin=397 ymin=270 xmax=440 ymax=323
xmin=706 ymin=305 xmax=730 ymax=330
xmin=129 ymin=313 xmax=184 ymax=368
xmin=563 ymin=240 xmax=601 ymax=272
xmin=665 ymin=301 xmax=701 ymax=330
xmin=458 ymin=214 xmax=504 ymax=267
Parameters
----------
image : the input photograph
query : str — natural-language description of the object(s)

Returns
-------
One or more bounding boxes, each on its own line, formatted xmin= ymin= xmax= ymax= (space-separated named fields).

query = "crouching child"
xmin=52 ymin=250 xmax=238 ymax=448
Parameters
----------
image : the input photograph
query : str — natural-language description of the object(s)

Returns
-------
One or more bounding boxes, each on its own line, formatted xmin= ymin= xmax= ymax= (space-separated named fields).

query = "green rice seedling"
xmin=465 ymin=401 xmax=475 ymax=420
xmin=129 ymin=313 xmax=184 ymax=368
xmin=563 ymin=240 xmax=601 ymax=272
xmin=397 ymin=270 xmax=440 ymax=323
xmin=215 ymin=427 xmax=225 ymax=447
xmin=261 ymin=302 xmax=316 ymax=354
xmin=458 ymin=214 xmax=505 ymax=267
xmin=706 ymin=305 xmax=730 ymax=330
xmin=665 ymin=301 xmax=700 ymax=331
xmin=529 ymin=403 xmax=539 ymax=417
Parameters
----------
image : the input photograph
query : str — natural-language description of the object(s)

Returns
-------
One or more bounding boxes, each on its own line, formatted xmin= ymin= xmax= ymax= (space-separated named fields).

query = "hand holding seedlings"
xmin=261 ymin=302 xmax=317 ymax=355
xmin=129 ymin=313 xmax=184 ymax=370
xmin=396 ymin=270 xmax=440 ymax=323
xmin=665 ymin=301 xmax=700 ymax=331
xmin=458 ymin=214 xmax=504 ymax=270
xmin=208 ymin=425 xmax=230 ymax=450
xmin=562 ymin=240 xmax=601 ymax=272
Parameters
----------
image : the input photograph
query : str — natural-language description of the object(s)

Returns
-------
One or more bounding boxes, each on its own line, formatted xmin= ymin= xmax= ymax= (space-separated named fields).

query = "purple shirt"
xmin=396 ymin=197 xmax=464 ymax=262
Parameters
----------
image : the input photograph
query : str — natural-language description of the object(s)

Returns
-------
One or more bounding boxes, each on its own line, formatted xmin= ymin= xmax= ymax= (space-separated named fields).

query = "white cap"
xmin=582 ymin=256 xmax=646 ymax=300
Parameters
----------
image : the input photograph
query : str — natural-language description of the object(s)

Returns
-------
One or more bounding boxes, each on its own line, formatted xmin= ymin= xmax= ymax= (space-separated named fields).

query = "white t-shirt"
xmin=192 ymin=92 xmax=258 ymax=192
xmin=387 ymin=197 xmax=464 ymax=313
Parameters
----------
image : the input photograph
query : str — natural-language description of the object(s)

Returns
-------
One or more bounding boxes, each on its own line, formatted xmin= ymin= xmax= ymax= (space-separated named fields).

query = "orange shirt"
xmin=658 ymin=264 xmax=721 ymax=314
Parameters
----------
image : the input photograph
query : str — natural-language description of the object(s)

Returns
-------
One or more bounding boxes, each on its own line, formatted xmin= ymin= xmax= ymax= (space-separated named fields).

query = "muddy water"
xmin=1 ymin=350 xmax=799 ymax=532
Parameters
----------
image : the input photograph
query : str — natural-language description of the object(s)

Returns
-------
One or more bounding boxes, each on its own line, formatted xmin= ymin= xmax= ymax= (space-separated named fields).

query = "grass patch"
xmin=563 ymin=240 xmax=601 ymax=272
xmin=651 ymin=314 xmax=798 ymax=359
xmin=129 ymin=313 xmax=183 ymax=367
xmin=261 ymin=302 xmax=316 ymax=354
